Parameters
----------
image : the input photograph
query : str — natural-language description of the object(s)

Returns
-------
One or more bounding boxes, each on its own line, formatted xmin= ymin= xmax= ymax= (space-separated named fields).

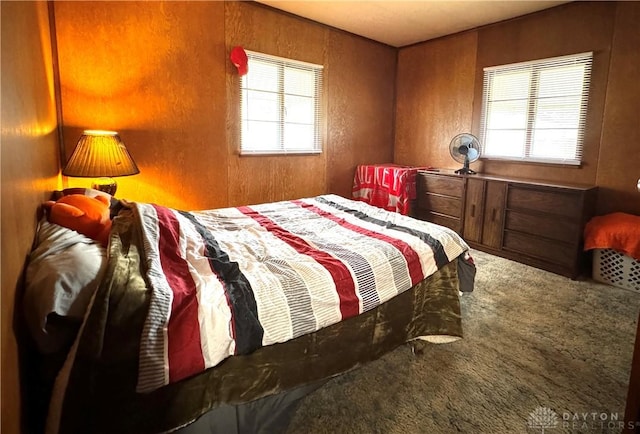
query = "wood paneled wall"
xmin=597 ymin=1 xmax=640 ymax=215
xmin=225 ymin=2 xmax=328 ymax=205
xmin=396 ymin=1 xmax=640 ymax=215
xmin=53 ymin=1 xmax=396 ymax=209
xmin=395 ymin=32 xmax=477 ymax=168
xmin=473 ymin=1 xmax=615 ymax=186
xmin=53 ymin=1 xmax=228 ymax=211
xmin=224 ymin=1 xmax=396 ymax=203
xmin=1 ymin=2 xmax=61 ymax=434
xmin=325 ymin=30 xmax=396 ymax=196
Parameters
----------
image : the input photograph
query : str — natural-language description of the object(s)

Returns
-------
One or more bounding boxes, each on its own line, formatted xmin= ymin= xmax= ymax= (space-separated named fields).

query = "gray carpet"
xmin=286 ymin=250 xmax=640 ymax=434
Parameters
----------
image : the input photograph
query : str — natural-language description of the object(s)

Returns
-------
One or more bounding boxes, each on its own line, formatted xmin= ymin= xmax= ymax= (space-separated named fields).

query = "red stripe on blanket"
xmin=153 ymin=205 xmax=205 ymax=383
xmin=293 ymin=200 xmax=425 ymax=286
xmin=237 ymin=206 xmax=359 ymax=319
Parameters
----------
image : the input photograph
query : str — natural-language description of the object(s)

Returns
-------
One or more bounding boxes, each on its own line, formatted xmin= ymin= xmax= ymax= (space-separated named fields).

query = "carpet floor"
xmin=286 ymin=249 xmax=640 ymax=434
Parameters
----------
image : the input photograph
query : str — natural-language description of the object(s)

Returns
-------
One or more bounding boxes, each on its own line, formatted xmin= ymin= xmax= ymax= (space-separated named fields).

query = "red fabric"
xmin=292 ymin=200 xmax=425 ymax=287
xmin=152 ymin=205 xmax=205 ymax=383
xmin=584 ymin=212 xmax=640 ymax=260
xmin=352 ymin=164 xmax=424 ymax=215
xmin=238 ymin=205 xmax=360 ymax=319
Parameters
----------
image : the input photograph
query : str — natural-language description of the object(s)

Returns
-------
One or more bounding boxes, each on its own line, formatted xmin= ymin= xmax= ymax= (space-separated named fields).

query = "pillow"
xmin=53 ymin=187 xmax=122 ymax=219
xmin=24 ymin=218 xmax=108 ymax=354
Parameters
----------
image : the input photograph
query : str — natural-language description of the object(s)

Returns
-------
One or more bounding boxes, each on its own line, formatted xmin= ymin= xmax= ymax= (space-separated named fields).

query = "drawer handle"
xmin=492 ymin=208 xmax=497 ymax=222
xmin=471 ymin=204 xmax=475 ymax=217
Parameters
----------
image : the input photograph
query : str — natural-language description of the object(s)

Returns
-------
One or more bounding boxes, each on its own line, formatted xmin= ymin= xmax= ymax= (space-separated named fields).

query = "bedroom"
xmin=2 ymin=1 xmax=639 ymax=433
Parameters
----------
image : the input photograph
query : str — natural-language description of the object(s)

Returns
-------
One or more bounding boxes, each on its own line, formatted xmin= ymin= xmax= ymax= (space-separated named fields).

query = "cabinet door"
xmin=463 ymin=178 xmax=485 ymax=243
xmin=481 ymin=181 xmax=506 ymax=249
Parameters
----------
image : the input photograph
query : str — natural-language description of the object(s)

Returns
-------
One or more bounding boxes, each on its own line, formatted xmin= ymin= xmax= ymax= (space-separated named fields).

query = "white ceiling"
xmin=256 ymin=0 xmax=570 ymax=47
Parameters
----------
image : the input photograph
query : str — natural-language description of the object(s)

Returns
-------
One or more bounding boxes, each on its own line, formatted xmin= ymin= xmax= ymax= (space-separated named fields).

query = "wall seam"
xmin=47 ymin=0 xmax=65 ymax=173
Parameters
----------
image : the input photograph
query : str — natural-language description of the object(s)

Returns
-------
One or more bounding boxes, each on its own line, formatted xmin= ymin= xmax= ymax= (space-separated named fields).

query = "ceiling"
xmin=256 ymin=0 xmax=571 ymax=47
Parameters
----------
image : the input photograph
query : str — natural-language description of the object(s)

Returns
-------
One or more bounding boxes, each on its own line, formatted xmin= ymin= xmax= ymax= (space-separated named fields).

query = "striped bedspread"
xmin=134 ymin=194 xmax=469 ymax=393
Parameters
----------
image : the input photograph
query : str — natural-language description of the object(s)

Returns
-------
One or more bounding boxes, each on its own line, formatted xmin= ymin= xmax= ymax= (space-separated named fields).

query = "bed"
xmin=24 ymin=192 xmax=474 ymax=434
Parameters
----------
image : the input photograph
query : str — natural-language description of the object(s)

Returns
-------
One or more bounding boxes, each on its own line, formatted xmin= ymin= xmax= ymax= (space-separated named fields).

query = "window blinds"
xmin=240 ymin=51 xmax=324 ymax=155
xmin=480 ymin=52 xmax=593 ymax=165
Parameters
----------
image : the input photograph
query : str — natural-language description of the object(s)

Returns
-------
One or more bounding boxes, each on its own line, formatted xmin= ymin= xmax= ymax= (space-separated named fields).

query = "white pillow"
xmin=24 ymin=219 xmax=107 ymax=354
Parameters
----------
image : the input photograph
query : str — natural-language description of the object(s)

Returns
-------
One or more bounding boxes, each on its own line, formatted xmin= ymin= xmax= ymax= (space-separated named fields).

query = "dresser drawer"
xmin=418 ymin=174 xmax=464 ymax=197
xmin=503 ymin=231 xmax=574 ymax=268
xmin=505 ymin=210 xmax=579 ymax=244
xmin=418 ymin=193 xmax=462 ymax=218
xmin=507 ymin=186 xmax=582 ymax=218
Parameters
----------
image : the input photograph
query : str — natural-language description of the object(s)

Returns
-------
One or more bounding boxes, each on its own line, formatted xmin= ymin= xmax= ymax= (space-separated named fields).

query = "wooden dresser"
xmin=415 ymin=170 xmax=597 ymax=279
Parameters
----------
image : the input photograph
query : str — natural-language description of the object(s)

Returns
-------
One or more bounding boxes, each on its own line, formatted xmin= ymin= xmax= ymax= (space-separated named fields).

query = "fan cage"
xmin=450 ymin=134 xmax=481 ymax=164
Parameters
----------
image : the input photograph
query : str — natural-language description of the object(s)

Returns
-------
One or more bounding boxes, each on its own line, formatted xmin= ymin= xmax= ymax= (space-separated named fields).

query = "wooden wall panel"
xmin=473 ymin=2 xmax=615 ymax=185
xmin=53 ymin=1 xmax=227 ymax=211
xmin=55 ymin=1 xmax=396 ymax=210
xmin=396 ymin=1 xmax=636 ymax=215
xmin=225 ymin=2 xmax=396 ymax=203
xmin=1 ymin=2 xmax=60 ymax=433
xmin=395 ymin=32 xmax=477 ymax=169
xmin=225 ymin=2 xmax=327 ymax=206
xmin=326 ymin=31 xmax=396 ymax=198
xmin=596 ymin=2 xmax=640 ymax=215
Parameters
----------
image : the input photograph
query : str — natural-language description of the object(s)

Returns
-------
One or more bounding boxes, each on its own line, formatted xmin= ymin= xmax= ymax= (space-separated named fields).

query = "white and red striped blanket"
xmin=134 ymin=194 xmax=469 ymax=393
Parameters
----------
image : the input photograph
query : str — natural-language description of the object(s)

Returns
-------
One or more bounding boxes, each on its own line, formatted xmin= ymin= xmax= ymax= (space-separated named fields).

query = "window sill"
xmin=480 ymin=157 xmax=582 ymax=169
xmin=239 ymin=150 xmax=323 ymax=157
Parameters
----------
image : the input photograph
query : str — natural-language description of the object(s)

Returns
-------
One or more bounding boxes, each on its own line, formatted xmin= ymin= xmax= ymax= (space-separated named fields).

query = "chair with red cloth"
xmin=352 ymin=164 xmax=424 ymax=215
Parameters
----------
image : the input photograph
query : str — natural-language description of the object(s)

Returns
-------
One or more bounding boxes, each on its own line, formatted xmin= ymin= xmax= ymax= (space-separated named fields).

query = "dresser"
xmin=415 ymin=170 xmax=597 ymax=279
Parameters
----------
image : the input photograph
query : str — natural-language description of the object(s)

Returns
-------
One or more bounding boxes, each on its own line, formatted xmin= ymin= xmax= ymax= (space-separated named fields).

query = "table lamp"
xmin=62 ymin=130 xmax=139 ymax=195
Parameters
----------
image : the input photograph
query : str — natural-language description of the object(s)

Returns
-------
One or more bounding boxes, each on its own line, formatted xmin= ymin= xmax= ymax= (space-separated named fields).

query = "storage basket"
xmin=592 ymin=248 xmax=640 ymax=292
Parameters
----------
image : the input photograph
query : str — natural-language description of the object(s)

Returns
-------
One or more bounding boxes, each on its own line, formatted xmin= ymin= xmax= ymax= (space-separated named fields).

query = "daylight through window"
xmin=240 ymin=51 xmax=323 ymax=155
xmin=480 ymin=52 xmax=593 ymax=165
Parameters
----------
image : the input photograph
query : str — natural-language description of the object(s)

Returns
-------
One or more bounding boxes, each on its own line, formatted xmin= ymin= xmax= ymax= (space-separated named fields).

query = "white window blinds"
xmin=240 ymin=51 xmax=324 ymax=155
xmin=480 ymin=52 xmax=593 ymax=165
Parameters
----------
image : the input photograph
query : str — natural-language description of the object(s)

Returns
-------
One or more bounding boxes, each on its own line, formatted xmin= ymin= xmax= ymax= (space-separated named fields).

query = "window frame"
xmin=479 ymin=52 xmax=593 ymax=166
xmin=239 ymin=50 xmax=324 ymax=156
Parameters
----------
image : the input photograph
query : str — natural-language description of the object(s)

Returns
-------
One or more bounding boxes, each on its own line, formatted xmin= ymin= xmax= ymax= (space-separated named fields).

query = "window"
xmin=240 ymin=51 xmax=324 ymax=155
xmin=480 ymin=52 xmax=592 ymax=165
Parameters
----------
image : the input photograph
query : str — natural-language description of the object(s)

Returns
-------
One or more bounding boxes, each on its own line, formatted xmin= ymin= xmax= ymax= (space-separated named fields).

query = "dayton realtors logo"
xmin=527 ymin=407 xmax=559 ymax=433
xmin=527 ymin=406 xmax=632 ymax=432
xmin=562 ymin=411 xmax=626 ymax=431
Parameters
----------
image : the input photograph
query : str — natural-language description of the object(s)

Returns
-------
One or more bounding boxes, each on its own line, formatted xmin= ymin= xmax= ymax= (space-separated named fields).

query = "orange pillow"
xmin=43 ymin=194 xmax=112 ymax=246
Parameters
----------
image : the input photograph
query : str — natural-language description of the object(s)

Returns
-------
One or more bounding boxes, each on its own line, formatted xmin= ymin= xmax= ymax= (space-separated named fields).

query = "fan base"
xmin=455 ymin=167 xmax=477 ymax=175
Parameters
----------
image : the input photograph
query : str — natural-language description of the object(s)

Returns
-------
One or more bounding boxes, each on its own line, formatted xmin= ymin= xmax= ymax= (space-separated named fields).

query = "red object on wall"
xmin=230 ymin=46 xmax=248 ymax=76
xmin=352 ymin=164 xmax=424 ymax=215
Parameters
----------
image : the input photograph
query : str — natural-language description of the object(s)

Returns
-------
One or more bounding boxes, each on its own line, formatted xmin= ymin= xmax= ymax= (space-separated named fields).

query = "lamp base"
xmin=92 ymin=177 xmax=118 ymax=195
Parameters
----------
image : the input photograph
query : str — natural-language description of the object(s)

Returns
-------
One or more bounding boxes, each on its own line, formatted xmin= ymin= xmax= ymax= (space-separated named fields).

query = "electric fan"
xmin=449 ymin=133 xmax=480 ymax=175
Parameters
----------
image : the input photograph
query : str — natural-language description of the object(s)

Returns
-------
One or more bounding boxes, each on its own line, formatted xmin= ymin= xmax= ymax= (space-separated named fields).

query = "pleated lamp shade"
xmin=63 ymin=130 xmax=139 ymax=195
